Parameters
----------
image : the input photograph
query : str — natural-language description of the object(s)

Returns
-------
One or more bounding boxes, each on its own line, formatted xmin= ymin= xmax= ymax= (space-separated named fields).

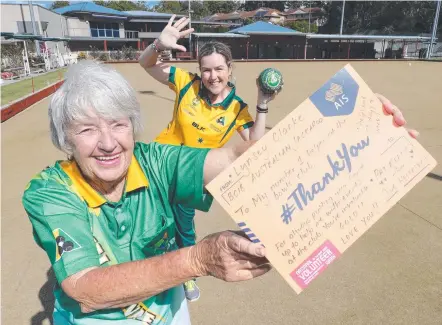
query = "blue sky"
xmin=0 ymin=1 xmax=160 ymax=9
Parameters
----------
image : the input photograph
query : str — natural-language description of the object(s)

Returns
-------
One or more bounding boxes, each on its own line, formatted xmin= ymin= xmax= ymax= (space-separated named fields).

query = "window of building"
xmin=17 ymin=21 xmax=42 ymax=34
xmin=90 ymin=22 xmax=120 ymax=38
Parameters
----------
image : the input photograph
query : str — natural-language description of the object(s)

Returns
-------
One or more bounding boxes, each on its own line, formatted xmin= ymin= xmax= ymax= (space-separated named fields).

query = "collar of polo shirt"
xmin=60 ymin=155 xmax=149 ymax=208
xmin=198 ymin=81 xmax=236 ymax=109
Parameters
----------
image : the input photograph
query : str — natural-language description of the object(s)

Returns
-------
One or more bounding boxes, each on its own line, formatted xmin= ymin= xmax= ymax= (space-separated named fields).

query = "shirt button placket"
xmin=114 ymin=206 xmax=128 ymax=238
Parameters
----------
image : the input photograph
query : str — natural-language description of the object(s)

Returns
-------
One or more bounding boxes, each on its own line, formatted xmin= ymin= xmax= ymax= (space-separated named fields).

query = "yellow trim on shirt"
xmin=60 ymin=156 xmax=148 ymax=208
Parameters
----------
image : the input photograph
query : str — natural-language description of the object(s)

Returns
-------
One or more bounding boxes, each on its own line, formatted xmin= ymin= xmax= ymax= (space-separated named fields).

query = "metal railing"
xmin=125 ymin=30 xmax=139 ymax=39
xmin=138 ymin=32 xmax=161 ymax=39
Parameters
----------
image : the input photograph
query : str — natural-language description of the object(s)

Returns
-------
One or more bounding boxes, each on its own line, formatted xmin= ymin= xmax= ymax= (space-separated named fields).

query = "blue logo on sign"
xmin=309 ymin=68 xmax=359 ymax=117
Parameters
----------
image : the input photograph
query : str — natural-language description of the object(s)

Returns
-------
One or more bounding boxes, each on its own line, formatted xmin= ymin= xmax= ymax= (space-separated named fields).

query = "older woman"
xmin=22 ymin=61 xmax=270 ymax=325
xmin=23 ymin=61 xmax=415 ymax=325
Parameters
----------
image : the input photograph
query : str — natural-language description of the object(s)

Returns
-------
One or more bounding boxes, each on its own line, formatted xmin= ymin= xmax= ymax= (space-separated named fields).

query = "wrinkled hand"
xmin=376 ymin=94 xmax=419 ymax=139
xmin=157 ymin=15 xmax=194 ymax=52
xmin=189 ymin=231 xmax=271 ymax=282
xmin=256 ymin=78 xmax=283 ymax=107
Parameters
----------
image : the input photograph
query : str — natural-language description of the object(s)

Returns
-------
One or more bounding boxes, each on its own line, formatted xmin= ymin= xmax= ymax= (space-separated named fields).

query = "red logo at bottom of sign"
xmin=290 ymin=240 xmax=341 ymax=289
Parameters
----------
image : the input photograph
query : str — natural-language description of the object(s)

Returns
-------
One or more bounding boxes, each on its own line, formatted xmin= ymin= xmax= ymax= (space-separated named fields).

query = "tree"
xmin=205 ymin=1 xmax=241 ymax=14
xmin=151 ymin=0 xmax=441 ymax=37
xmin=153 ymin=1 xmax=241 ymax=19
xmin=93 ymin=1 xmax=147 ymax=12
xmin=240 ymin=1 xmax=286 ymax=12
xmin=50 ymin=1 xmax=70 ymax=10
xmin=189 ymin=1 xmax=210 ymax=19
xmin=284 ymin=20 xmax=318 ymax=33
xmin=1 ymin=43 xmax=25 ymax=69
xmin=320 ymin=1 xmax=440 ymax=35
xmin=243 ymin=18 xmax=254 ymax=25
xmin=283 ymin=1 xmax=327 ymax=11
xmin=153 ymin=1 xmax=185 ymax=15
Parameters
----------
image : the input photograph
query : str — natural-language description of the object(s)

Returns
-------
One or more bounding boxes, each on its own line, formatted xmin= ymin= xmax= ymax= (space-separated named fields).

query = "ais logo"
xmin=325 ymin=83 xmax=345 ymax=105
xmin=310 ymin=68 xmax=359 ymax=117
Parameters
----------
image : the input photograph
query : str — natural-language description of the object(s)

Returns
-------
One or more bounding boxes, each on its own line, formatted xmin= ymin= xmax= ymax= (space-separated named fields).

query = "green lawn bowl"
xmin=258 ymin=68 xmax=283 ymax=94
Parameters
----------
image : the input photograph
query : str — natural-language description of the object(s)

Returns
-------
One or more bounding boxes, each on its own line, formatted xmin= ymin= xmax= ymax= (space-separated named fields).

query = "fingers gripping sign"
xmin=229 ymin=233 xmax=270 ymax=280
xmin=189 ymin=231 xmax=271 ymax=283
xmin=375 ymin=93 xmax=419 ymax=138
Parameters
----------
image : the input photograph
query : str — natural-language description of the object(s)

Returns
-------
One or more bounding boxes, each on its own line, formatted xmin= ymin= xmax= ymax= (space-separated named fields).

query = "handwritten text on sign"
xmin=206 ymin=64 xmax=437 ymax=294
xmin=280 ymin=136 xmax=370 ymax=225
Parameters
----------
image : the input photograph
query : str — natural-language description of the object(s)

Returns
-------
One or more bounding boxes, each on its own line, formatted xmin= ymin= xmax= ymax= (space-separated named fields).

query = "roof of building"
xmin=68 ymin=36 xmax=138 ymax=42
xmin=1 ymin=32 xmax=70 ymax=41
xmin=207 ymin=12 xmax=242 ymax=21
xmin=54 ymin=2 xmax=127 ymax=16
xmin=303 ymin=7 xmax=324 ymax=13
xmin=307 ymin=34 xmax=434 ymax=41
xmin=193 ymin=32 xmax=249 ymax=38
xmin=282 ymin=7 xmax=324 ymax=15
xmin=263 ymin=9 xmax=283 ymax=17
xmin=239 ymin=10 xmax=258 ymax=19
xmin=191 ymin=20 xmax=241 ymax=26
xmin=203 ymin=8 xmax=284 ymax=22
xmin=123 ymin=11 xmax=184 ymax=18
xmin=229 ymin=21 xmax=301 ymax=35
xmin=53 ymin=4 xmax=190 ymax=20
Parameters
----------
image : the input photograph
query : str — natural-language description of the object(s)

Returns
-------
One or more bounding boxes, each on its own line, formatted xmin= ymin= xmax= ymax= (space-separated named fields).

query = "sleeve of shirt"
xmin=168 ymin=66 xmax=196 ymax=95
xmin=137 ymin=142 xmax=213 ymax=212
xmin=22 ymin=174 xmax=100 ymax=284
xmin=236 ymin=105 xmax=255 ymax=132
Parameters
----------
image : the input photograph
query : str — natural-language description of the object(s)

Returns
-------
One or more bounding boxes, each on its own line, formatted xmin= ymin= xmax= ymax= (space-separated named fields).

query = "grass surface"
xmin=1 ymin=68 xmax=66 ymax=106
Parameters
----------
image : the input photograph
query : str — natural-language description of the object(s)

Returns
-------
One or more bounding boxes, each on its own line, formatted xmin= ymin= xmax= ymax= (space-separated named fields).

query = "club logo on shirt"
xmin=94 ymin=237 xmax=111 ymax=265
xmin=53 ymin=228 xmax=81 ymax=261
xmin=191 ymin=98 xmax=200 ymax=109
xmin=216 ymin=116 xmax=226 ymax=126
xmin=153 ymin=232 xmax=175 ymax=254
xmin=124 ymin=302 xmax=157 ymax=324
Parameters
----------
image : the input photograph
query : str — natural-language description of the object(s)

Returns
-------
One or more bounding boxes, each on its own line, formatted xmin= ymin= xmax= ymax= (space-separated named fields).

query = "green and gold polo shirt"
xmin=155 ymin=66 xmax=254 ymax=148
xmin=22 ymin=142 xmax=213 ymax=325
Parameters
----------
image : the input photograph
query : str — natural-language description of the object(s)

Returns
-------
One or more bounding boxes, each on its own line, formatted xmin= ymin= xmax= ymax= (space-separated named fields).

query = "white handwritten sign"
xmin=206 ymin=64 xmax=437 ymax=294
